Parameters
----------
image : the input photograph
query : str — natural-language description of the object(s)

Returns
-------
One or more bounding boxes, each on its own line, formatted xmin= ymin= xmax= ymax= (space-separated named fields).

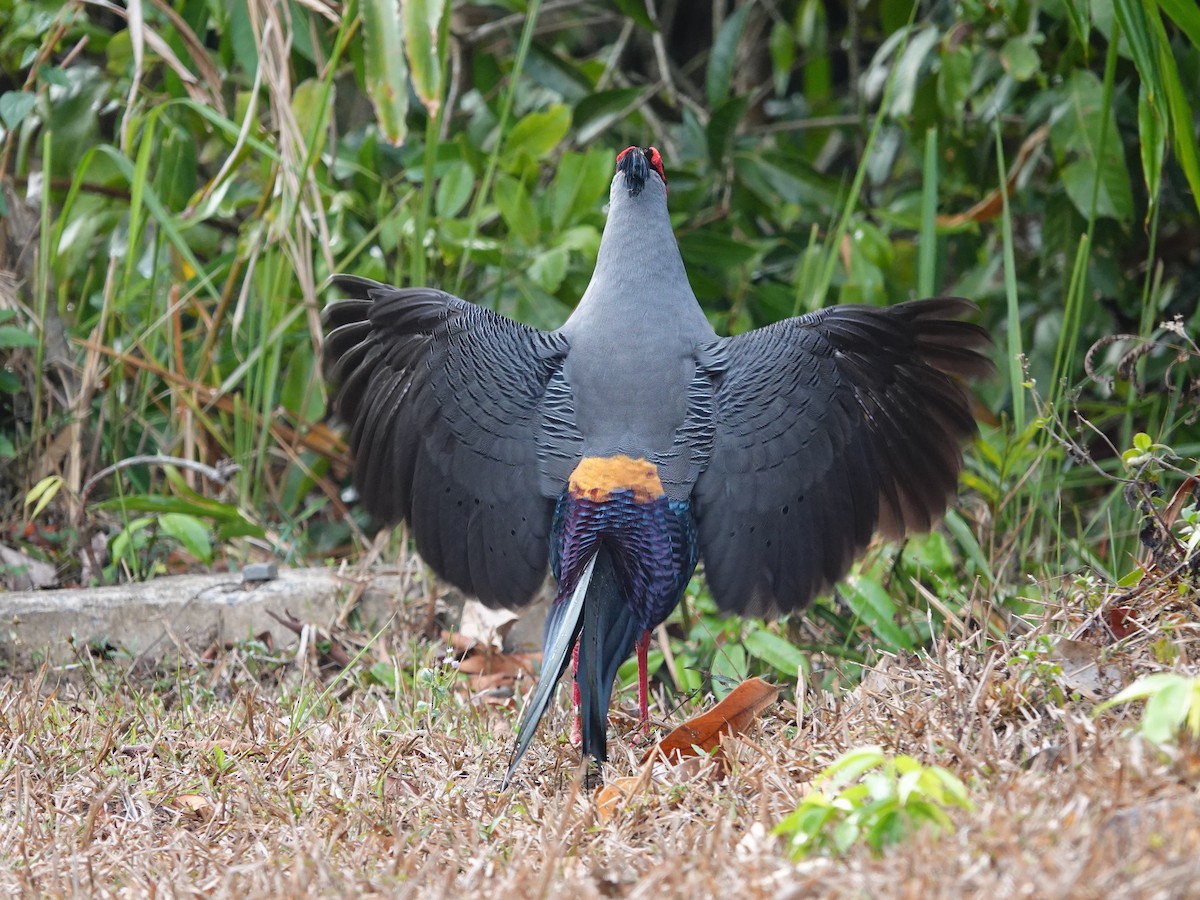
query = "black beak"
xmin=616 ymin=147 xmax=651 ymax=197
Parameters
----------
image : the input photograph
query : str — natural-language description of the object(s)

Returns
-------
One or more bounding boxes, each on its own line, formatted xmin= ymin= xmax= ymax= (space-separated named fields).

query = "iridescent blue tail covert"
xmin=503 ymin=455 xmax=698 ymax=784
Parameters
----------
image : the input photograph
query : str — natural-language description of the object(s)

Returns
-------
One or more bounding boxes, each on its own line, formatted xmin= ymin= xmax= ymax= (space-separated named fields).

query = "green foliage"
xmin=1096 ymin=674 xmax=1200 ymax=745
xmin=774 ymin=746 xmax=973 ymax=858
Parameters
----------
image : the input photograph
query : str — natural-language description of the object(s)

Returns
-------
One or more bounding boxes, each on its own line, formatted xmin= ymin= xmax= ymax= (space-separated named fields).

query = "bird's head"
xmin=615 ymin=146 xmax=667 ymax=198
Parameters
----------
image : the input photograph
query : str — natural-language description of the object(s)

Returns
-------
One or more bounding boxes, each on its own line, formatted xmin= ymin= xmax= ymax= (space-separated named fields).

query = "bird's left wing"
xmin=322 ymin=275 xmax=579 ymax=608
xmin=693 ymin=297 xmax=992 ymax=617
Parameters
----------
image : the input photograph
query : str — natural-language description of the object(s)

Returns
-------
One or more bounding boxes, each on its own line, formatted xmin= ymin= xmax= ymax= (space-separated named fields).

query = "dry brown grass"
xmin=4 ymin=585 xmax=1200 ymax=899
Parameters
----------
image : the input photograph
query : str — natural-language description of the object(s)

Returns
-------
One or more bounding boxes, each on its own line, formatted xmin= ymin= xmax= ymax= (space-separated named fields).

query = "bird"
xmin=321 ymin=146 xmax=993 ymax=786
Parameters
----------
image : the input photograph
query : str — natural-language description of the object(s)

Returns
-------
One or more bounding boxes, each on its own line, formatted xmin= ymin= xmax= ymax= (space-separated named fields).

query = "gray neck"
xmin=563 ymin=173 xmax=709 ymax=335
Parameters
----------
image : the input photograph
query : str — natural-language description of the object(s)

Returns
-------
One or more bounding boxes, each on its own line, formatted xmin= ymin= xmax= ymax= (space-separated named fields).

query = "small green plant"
xmin=1121 ymin=432 xmax=1177 ymax=474
xmin=105 ymin=512 xmax=213 ymax=581
xmin=1096 ymin=674 xmax=1200 ymax=745
xmin=1006 ymin=633 xmax=1069 ymax=706
xmin=773 ymin=745 xmax=973 ymax=859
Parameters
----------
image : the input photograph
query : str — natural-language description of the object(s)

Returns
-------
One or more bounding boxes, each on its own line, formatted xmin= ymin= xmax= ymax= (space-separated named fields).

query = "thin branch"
xmin=81 ymin=455 xmax=240 ymax=504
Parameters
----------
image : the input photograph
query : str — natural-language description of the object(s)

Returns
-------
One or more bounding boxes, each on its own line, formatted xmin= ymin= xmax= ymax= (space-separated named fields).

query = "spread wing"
xmin=322 ymin=275 xmax=579 ymax=608
xmin=694 ymin=297 xmax=993 ymax=616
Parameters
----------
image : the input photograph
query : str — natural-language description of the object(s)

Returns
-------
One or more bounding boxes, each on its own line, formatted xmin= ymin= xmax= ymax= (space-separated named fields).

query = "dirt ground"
xmin=3 ymin=589 xmax=1200 ymax=899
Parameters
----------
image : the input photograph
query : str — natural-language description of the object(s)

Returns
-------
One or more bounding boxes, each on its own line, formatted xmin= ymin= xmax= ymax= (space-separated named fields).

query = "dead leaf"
xmin=171 ymin=793 xmax=214 ymax=821
xmin=456 ymin=650 xmax=539 ymax=678
xmin=458 ymin=598 xmax=519 ymax=650
xmin=469 ymin=671 xmax=518 ymax=691
xmin=1105 ymin=607 xmax=1139 ymax=640
xmin=645 ymin=677 xmax=779 ymax=766
xmin=595 ymin=776 xmax=642 ymax=822
xmin=1050 ymin=637 xmax=1112 ymax=701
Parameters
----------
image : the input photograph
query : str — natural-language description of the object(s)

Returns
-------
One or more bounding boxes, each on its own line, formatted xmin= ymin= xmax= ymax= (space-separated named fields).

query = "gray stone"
xmin=0 ymin=567 xmax=404 ymax=668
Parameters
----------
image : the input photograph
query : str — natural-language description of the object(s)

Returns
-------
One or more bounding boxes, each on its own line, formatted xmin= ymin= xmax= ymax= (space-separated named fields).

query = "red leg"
xmin=636 ymin=629 xmax=652 ymax=739
xmin=570 ymin=642 xmax=582 ymax=747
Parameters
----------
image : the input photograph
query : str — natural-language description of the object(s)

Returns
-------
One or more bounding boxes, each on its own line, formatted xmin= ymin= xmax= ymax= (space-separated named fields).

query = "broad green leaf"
xmin=842 ymin=576 xmax=915 ymax=652
xmin=901 ymin=531 xmax=955 ymax=577
xmin=821 ymin=745 xmax=886 ymax=785
xmin=549 ymin=148 xmax=613 ymax=232
xmin=111 ymin=517 xmax=154 ymax=567
xmin=1156 ymin=30 xmax=1200 ymax=218
xmin=91 ymin=493 xmax=251 ymax=523
xmin=743 ymin=629 xmax=808 ymax=677
xmin=155 ymin=122 xmax=197 ymax=211
xmin=1140 ymin=678 xmax=1196 ymax=744
xmin=937 ymin=45 xmax=972 ymax=122
xmin=0 ymin=325 xmax=38 ymax=348
xmin=617 ymin=649 xmax=664 ymax=688
xmin=797 ymin=0 xmax=832 ymax=105
xmin=1137 ymin=81 xmax=1165 ymax=215
xmin=706 ymin=95 xmax=748 ymax=168
xmin=505 ymin=105 xmax=571 ymax=161
xmin=361 ymin=0 xmax=409 ymax=146
xmin=554 ymin=224 xmax=600 ymax=255
xmin=1050 ymin=70 xmax=1134 ymax=222
xmin=1159 ymin=0 xmax=1200 ymax=49
xmin=493 ymin=174 xmax=539 ymax=245
xmin=528 ymin=246 xmax=568 ymax=292
xmin=889 ymin=26 xmax=939 ymax=116
xmin=573 ymin=88 xmax=644 ymax=143
xmin=403 ymin=0 xmax=446 ymax=115
xmin=711 ymin=643 xmax=748 ymax=699
xmin=769 ymin=21 xmax=796 ymax=97
xmin=1112 ymin=0 xmax=1200 ymax=218
xmin=613 ymin=0 xmax=657 ymax=31
xmin=706 ymin=4 xmax=752 ymax=107
xmin=292 ymin=78 xmax=332 ymax=164
xmin=0 ymin=90 xmax=36 ymax=130
xmin=999 ymin=35 xmax=1040 ymax=81
xmin=159 ymin=513 xmax=213 ymax=564
xmin=280 ymin=346 xmax=322 ymax=422
xmin=436 ymin=160 xmax=475 ymax=218
xmin=678 ymin=231 xmax=758 ymax=268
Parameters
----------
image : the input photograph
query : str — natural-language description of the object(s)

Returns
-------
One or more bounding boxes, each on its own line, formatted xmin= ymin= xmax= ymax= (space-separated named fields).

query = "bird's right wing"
xmin=322 ymin=275 xmax=580 ymax=608
xmin=693 ymin=298 xmax=992 ymax=617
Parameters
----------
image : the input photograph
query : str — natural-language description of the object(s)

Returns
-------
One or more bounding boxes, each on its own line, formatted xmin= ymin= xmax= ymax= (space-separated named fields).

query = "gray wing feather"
xmin=322 ymin=275 xmax=574 ymax=608
xmin=695 ymin=297 xmax=993 ymax=616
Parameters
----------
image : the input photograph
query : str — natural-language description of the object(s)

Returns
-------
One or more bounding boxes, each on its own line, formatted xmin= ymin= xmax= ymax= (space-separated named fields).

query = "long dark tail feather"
xmin=576 ymin=546 xmax=640 ymax=766
xmin=503 ymin=553 xmax=597 ymax=788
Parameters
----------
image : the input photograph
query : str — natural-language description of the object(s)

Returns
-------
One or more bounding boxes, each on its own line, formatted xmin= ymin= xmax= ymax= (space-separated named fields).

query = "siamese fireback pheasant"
xmin=321 ymin=146 xmax=993 ymax=785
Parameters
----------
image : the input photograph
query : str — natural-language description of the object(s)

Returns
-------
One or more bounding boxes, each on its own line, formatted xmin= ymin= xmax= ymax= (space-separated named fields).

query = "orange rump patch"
xmin=569 ymin=455 xmax=665 ymax=503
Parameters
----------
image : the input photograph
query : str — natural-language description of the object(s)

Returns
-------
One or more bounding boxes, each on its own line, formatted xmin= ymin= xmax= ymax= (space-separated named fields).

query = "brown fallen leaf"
xmin=644 ymin=677 xmax=779 ymax=766
xmin=171 ymin=793 xmax=214 ymax=821
xmin=595 ymin=775 xmax=644 ymax=822
xmin=469 ymin=671 xmax=519 ymax=692
xmin=456 ymin=649 xmax=540 ymax=678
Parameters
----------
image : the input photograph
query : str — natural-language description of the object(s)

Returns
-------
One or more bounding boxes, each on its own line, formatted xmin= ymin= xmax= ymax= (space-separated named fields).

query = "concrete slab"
xmin=0 ymin=566 xmax=550 ymax=669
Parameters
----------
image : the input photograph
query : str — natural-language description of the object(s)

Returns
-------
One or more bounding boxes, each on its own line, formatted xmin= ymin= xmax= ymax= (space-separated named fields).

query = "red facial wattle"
xmin=616 ymin=146 xmax=668 ymax=194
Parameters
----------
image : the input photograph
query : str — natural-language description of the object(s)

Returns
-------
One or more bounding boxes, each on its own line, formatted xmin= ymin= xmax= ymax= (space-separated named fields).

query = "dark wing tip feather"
xmin=320 ymin=273 xmax=568 ymax=611
xmin=697 ymin=297 xmax=994 ymax=618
